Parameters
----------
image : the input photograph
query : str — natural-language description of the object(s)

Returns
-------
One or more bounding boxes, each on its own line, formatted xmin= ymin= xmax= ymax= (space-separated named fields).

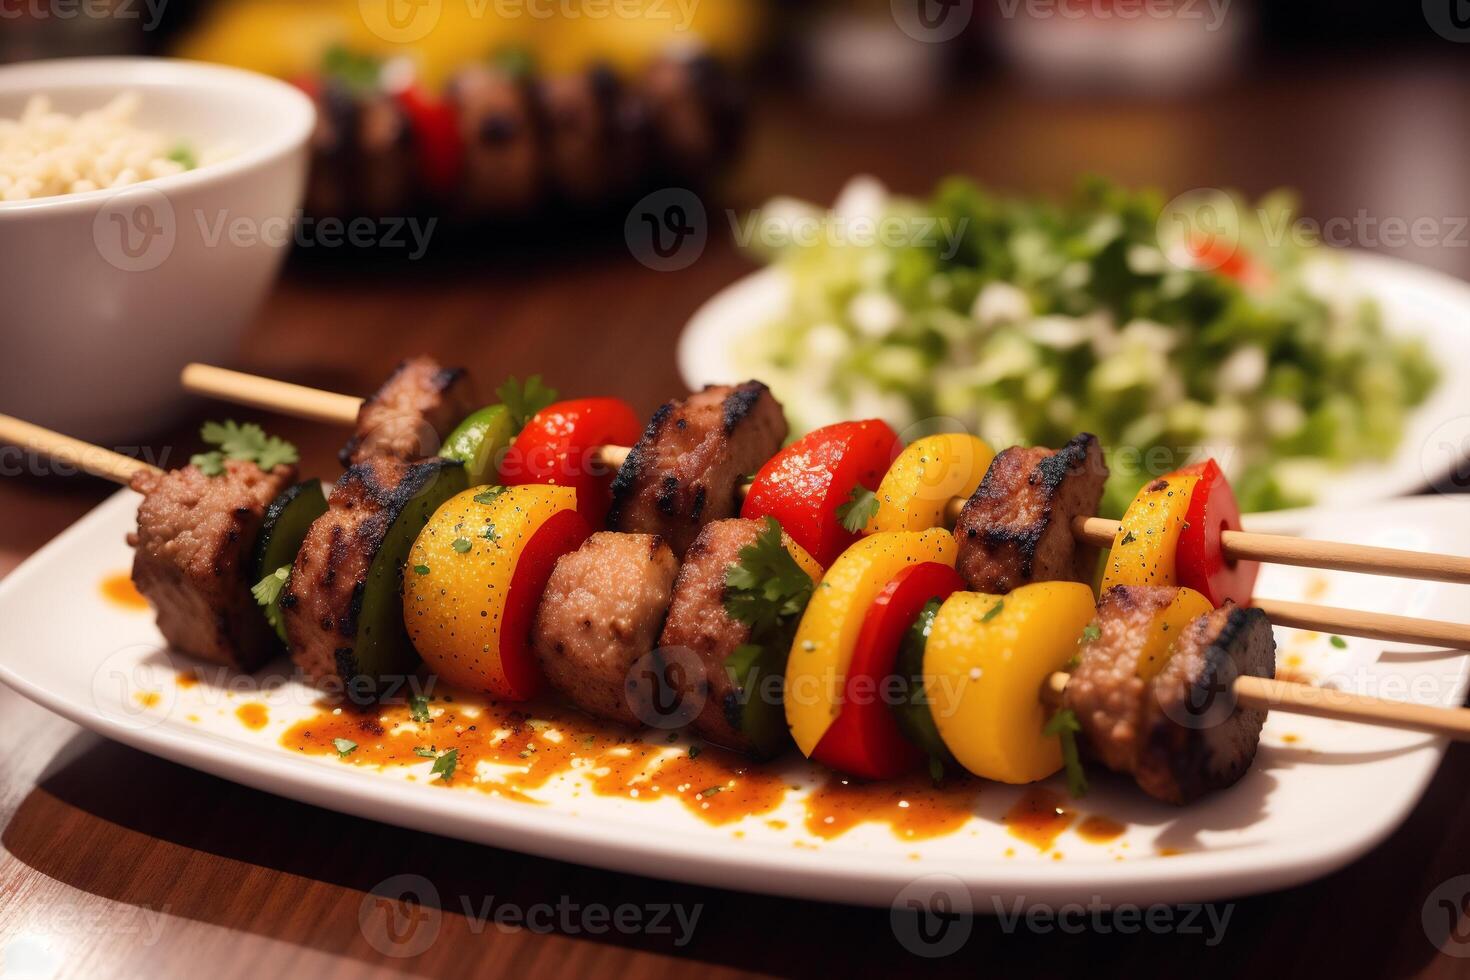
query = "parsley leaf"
xmin=333 ymin=738 xmax=357 ymax=757
xmin=430 ymin=748 xmax=459 ymax=784
xmin=1079 ymin=623 xmax=1101 ymax=645
xmin=496 ymin=376 xmax=559 ymax=431
xmin=980 ymin=600 xmax=1004 ymax=624
xmin=724 ymin=517 xmax=816 ymax=640
xmin=409 ymin=695 xmax=432 ymax=724
xmin=167 ymin=143 xmax=197 ymax=170
xmin=481 ymin=523 xmax=501 ymax=545
xmin=473 ymin=486 xmax=508 ymax=506
xmin=413 ymin=564 xmax=430 ymax=576
xmin=1043 ymin=708 xmax=1088 ymax=798
xmin=251 ymin=564 xmax=291 ymax=638
xmin=835 ymin=485 xmax=880 ymax=534
xmin=1120 ymin=530 xmax=1137 ymax=546
xmin=452 ymin=537 xmax=472 ymax=554
xmin=191 ymin=420 xmax=299 ymax=476
xmin=1329 ymin=635 xmax=1347 ymax=649
xmin=413 ymin=746 xmax=437 ymax=758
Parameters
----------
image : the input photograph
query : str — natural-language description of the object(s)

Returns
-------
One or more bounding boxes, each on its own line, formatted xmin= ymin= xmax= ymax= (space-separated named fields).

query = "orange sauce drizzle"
xmin=101 ymin=573 xmax=149 ymax=610
xmin=134 ymin=691 xmax=160 ymax=708
xmin=236 ymin=703 xmax=269 ymax=730
xmin=176 ymin=671 xmax=200 ymax=689
xmin=1004 ymin=787 xmax=1076 ymax=851
xmin=1075 ymin=815 xmax=1126 ymax=844
xmin=804 ymin=774 xmax=980 ymax=840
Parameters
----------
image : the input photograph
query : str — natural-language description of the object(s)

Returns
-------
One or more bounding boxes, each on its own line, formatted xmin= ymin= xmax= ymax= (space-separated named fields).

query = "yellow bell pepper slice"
xmin=785 ymin=529 xmax=957 ymax=757
xmin=1100 ymin=472 xmax=1202 ymax=593
xmin=404 ymin=484 xmax=579 ymax=696
xmin=866 ymin=433 xmax=996 ymax=533
xmin=925 ymin=582 xmax=1097 ymax=784
xmin=1131 ymin=586 xmax=1213 ymax=681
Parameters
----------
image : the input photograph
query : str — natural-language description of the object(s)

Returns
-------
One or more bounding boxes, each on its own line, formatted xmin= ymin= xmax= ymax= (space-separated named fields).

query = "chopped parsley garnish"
xmin=167 ymin=143 xmax=197 ymax=170
xmin=321 ymin=44 xmax=383 ymax=94
xmin=251 ymin=564 xmax=291 ymax=637
xmin=1043 ymin=708 xmax=1088 ymax=798
xmin=1329 ymin=635 xmax=1348 ymax=649
xmin=481 ymin=523 xmax=501 ymax=545
xmin=835 ymin=485 xmax=880 ymax=534
xmin=1120 ymin=530 xmax=1138 ymax=546
xmin=409 ymin=695 xmax=432 ymax=724
xmin=413 ymin=564 xmax=431 ymax=576
xmin=413 ymin=746 xmax=437 ymax=759
xmin=496 ymin=375 xmax=559 ymax=430
xmin=980 ymin=600 xmax=1004 ymax=624
xmin=191 ymin=420 xmax=299 ymax=476
xmin=473 ymin=486 xmax=509 ymax=506
xmin=332 ymin=738 xmax=357 ymax=757
xmin=698 ymin=785 xmax=723 ymax=797
xmin=928 ymin=756 xmax=946 ymax=784
xmin=430 ymin=748 xmax=459 ymax=783
xmin=451 ymin=537 xmax=472 ymax=554
xmin=1079 ymin=623 xmax=1101 ymax=644
xmin=688 ymin=745 xmax=702 ymax=759
xmin=724 ymin=517 xmax=816 ymax=639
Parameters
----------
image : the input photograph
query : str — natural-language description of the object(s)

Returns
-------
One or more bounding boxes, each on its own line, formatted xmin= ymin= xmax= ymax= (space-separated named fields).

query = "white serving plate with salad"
xmin=679 ymin=179 xmax=1470 ymax=534
xmin=1 ymin=490 xmax=1466 ymax=910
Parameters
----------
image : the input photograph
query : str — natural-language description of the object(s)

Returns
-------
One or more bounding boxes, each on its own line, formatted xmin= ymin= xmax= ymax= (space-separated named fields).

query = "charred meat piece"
xmin=305 ymin=80 xmax=415 ymax=218
xmin=607 ymin=382 xmax=786 ymax=558
xmin=1064 ymin=586 xmax=1186 ymax=774
xmin=339 ymin=356 xmax=478 ymax=467
xmin=955 ymin=434 xmax=1107 ymax=594
xmin=658 ymin=518 xmax=768 ymax=752
xmin=533 ymin=532 xmax=679 ymax=726
xmin=128 ymin=460 xmax=296 ymax=670
xmin=1134 ymin=602 xmax=1275 ymax=805
xmin=537 ymin=68 xmax=620 ymax=203
xmin=641 ymin=49 xmax=744 ymax=180
xmin=449 ymin=65 xmax=542 ymax=215
xmin=282 ymin=455 xmax=463 ymax=684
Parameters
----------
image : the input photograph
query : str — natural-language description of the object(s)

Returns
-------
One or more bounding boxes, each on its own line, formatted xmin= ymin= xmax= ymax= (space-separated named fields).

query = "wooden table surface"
xmin=3 ymin=57 xmax=1470 ymax=978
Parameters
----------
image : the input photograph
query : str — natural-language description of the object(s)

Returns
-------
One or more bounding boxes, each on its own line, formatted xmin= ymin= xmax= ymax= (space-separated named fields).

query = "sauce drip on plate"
xmin=101 ymin=572 xmax=149 ymax=610
xmin=1004 ymin=787 xmax=1076 ymax=851
xmin=805 ymin=774 xmax=980 ymax=840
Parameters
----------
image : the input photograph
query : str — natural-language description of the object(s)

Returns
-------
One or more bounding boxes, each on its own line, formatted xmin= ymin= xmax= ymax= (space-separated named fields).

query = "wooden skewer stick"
xmin=180 ymin=364 xmax=1470 ymax=589
xmin=1041 ymin=671 xmax=1470 ymax=742
xmin=5 ymin=403 xmax=1467 ymax=745
xmin=0 ymin=413 xmax=160 ymax=485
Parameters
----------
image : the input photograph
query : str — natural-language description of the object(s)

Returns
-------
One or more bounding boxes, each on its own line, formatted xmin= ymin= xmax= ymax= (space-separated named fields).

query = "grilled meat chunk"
xmin=339 ymin=356 xmax=478 ymax=467
xmin=1065 ymin=586 xmax=1187 ymax=774
xmin=955 ymin=433 xmax=1107 ymax=594
xmin=282 ymin=456 xmax=462 ymax=684
xmin=607 ymin=382 xmax=786 ymax=557
xmin=658 ymin=519 xmax=768 ymax=752
xmin=1134 ymin=602 xmax=1275 ymax=805
xmin=128 ymin=460 xmax=296 ymax=670
xmin=449 ymin=66 xmax=542 ymax=215
xmin=642 ymin=50 xmax=743 ymax=179
xmin=533 ymin=532 xmax=679 ymax=726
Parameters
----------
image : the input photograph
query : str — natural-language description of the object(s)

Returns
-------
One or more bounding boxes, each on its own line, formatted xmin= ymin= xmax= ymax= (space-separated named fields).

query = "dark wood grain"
xmin=4 ymin=56 xmax=1470 ymax=978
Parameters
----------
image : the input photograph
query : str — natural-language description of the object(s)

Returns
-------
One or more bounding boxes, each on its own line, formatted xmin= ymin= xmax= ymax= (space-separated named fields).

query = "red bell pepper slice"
xmin=499 ymin=398 xmax=642 ymax=527
xmin=498 ymin=508 xmax=592 ymax=699
xmin=810 ymin=561 xmax=965 ymax=780
xmin=740 ymin=420 xmax=900 ymax=567
xmin=394 ymin=83 xmax=464 ymax=201
xmin=1174 ymin=458 xmax=1259 ymax=607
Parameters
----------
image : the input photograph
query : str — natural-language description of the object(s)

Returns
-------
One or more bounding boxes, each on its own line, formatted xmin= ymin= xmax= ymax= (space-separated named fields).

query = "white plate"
xmin=678 ymin=251 xmax=1470 ymax=535
xmin=1 ymin=491 xmax=1467 ymax=910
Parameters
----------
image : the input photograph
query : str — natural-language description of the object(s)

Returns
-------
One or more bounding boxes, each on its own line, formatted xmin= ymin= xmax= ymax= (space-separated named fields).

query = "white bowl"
xmin=0 ymin=58 xmax=314 ymax=445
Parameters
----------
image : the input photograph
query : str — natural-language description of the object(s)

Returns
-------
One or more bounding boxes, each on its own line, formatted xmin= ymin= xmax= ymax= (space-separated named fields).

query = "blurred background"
xmin=3 ymin=0 xmax=1469 ymax=560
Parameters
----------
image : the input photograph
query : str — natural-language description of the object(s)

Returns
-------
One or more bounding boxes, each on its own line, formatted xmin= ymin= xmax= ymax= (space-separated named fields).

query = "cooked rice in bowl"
xmin=0 ymin=92 xmax=213 ymax=202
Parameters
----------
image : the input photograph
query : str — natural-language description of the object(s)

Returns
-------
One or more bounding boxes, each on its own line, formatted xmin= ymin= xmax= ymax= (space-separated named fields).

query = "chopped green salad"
xmin=737 ymin=177 xmax=1438 ymax=515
